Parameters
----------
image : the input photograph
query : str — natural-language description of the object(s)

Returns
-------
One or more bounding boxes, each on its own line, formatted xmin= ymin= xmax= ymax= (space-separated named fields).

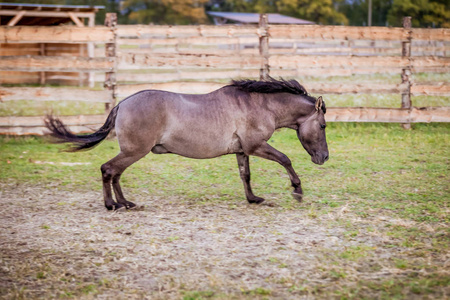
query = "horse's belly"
xmin=160 ymin=131 xmax=241 ymax=159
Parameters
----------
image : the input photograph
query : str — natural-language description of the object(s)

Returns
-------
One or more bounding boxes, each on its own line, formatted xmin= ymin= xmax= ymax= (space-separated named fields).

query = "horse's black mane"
xmin=231 ymin=77 xmax=308 ymax=96
xmin=230 ymin=77 xmax=326 ymax=113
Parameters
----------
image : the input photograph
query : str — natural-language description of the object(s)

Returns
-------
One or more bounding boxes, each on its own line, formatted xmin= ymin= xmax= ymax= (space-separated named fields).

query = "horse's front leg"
xmin=236 ymin=153 xmax=265 ymax=204
xmin=250 ymin=142 xmax=303 ymax=201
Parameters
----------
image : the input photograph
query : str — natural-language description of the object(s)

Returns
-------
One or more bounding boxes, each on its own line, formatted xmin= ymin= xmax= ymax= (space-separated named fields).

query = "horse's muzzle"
xmin=312 ymin=153 xmax=329 ymax=165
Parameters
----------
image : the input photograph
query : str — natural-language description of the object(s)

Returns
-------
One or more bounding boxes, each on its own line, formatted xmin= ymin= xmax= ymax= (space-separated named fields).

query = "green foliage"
xmin=338 ymin=0 xmax=449 ymax=27
xmin=387 ymin=0 xmax=450 ymax=28
xmin=122 ymin=0 xmax=209 ymax=25
xmin=276 ymin=0 xmax=348 ymax=25
xmin=337 ymin=0 xmax=393 ymax=26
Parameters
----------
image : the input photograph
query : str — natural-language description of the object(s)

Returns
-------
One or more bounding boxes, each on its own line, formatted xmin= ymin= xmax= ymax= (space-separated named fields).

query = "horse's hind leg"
xmin=101 ymin=159 xmax=120 ymax=210
xmin=112 ymin=173 xmax=135 ymax=209
xmin=236 ymin=153 xmax=265 ymax=204
xmin=101 ymin=151 xmax=148 ymax=210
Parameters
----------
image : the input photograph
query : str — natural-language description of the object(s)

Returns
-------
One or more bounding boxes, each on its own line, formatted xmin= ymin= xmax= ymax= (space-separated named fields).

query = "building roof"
xmin=207 ymin=12 xmax=315 ymax=25
xmin=0 ymin=3 xmax=104 ymax=26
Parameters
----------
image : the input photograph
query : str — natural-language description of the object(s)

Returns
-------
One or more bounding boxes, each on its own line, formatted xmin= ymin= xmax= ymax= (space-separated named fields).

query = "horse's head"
xmin=297 ymin=96 xmax=329 ymax=165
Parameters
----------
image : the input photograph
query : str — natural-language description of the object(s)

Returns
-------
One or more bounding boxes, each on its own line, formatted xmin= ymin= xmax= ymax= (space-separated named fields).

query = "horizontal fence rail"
xmin=0 ymin=87 xmax=111 ymax=102
xmin=0 ymin=55 xmax=114 ymax=72
xmin=0 ymin=26 xmax=114 ymax=43
xmin=0 ymin=114 xmax=107 ymax=135
xmin=326 ymin=107 xmax=450 ymax=123
xmin=0 ymin=17 xmax=449 ymax=135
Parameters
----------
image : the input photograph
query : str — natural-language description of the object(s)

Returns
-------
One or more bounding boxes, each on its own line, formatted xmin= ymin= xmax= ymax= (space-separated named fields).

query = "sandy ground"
xmin=0 ymin=183 xmax=447 ymax=299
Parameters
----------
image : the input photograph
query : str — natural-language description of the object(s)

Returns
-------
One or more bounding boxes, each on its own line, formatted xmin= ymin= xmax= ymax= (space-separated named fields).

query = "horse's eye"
xmin=320 ymin=124 xmax=326 ymax=129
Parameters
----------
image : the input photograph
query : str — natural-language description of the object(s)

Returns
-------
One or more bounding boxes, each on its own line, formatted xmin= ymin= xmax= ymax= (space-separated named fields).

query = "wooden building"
xmin=0 ymin=3 xmax=104 ymax=86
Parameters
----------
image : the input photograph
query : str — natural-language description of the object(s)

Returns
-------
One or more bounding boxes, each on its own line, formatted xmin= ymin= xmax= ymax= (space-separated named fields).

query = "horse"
xmin=45 ymin=78 xmax=329 ymax=210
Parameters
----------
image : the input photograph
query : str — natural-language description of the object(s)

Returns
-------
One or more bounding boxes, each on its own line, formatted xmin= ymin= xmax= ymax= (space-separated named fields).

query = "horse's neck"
xmin=265 ymin=94 xmax=314 ymax=129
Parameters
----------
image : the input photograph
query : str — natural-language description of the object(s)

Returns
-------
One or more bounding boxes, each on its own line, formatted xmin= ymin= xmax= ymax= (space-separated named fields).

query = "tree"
xmin=337 ymin=0 xmax=449 ymax=28
xmin=277 ymin=0 xmax=348 ymax=25
xmin=338 ymin=0 xmax=393 ymax=26
xmin=212 ymin=0 xmax=278 ymax=13
xmin=121 ymin=0 xmax=209 ymax=25
xmin=387 ymin=0 xmax=449 ymax=28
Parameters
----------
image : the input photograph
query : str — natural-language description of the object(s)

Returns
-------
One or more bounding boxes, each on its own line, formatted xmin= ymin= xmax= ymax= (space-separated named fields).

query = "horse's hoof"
xmin=114 ymin=204 xmax=126 ymax=212
xmin=129 ymin=205 xmax=144 ymax=211
xmin=292 ymin=192 xmax=303 ymax=202
xmin=247 ymin=196 xmax=265 ymax=204
xmin=125 ymin=202 xmax=137 ymax=209
xmin=105 ymin=201 xmax=124 ymax=211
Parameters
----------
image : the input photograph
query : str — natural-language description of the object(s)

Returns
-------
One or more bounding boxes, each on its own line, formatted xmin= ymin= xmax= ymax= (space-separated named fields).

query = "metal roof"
xmin=207 ymin=12 xmax=315 ymax=25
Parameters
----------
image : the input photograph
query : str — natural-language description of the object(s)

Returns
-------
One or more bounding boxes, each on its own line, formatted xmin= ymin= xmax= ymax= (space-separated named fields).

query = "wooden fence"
xmin=0 ymin=14 xmax=449 ymax=135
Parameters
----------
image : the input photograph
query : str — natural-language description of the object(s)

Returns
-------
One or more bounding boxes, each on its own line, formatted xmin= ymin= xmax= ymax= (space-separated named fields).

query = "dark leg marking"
xmin=101 ymin=163 xmax=123 ymax=210
xmin=101 ymin=151 xmax=147 ymax=210
xmin=112 ymin=173 xmax=136 ymax=209
xmin=236 ymin=153 xmax=265 ymax=204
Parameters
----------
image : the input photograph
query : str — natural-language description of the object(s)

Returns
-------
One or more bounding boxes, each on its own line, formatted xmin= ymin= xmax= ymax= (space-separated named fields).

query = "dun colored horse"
xmin=45 ymin=78 xmax=329 ymax=210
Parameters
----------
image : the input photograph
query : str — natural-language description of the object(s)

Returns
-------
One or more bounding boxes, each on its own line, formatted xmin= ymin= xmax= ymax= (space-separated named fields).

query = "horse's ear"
xmin=315 ymin=96 xmax=323 ymax=111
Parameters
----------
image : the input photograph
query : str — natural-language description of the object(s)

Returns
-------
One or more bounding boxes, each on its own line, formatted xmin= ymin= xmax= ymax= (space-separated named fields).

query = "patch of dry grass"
xmin=0 ymin=123 xmax=449 ymax=299
xmin=0 ymin=183 xmax=448 ymax=299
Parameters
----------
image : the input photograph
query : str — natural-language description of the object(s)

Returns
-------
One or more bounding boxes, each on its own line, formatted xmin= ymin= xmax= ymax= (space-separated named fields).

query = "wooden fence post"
xmin=401 ymin=16 xmax=412 ymax=129
xmin=104 ymin=13 xmax=117 ymax=114
xmin=259 ymin=14 xmax=269 ymax=80
xmin=39 ymin=43 xmax=46 ymax=85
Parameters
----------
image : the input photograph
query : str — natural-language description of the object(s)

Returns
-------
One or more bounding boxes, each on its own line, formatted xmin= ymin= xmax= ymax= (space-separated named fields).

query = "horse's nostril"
xmin=324 ymin=155 xmax=329 ymax=161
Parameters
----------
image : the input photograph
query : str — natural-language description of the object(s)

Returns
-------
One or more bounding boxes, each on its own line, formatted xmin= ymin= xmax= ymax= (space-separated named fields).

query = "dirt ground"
xmin=0 ymin=183 xmax=447 ymax=299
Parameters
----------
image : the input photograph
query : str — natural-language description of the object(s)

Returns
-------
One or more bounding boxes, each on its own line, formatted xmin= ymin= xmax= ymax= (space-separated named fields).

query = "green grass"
xmin=1 ymin=123 xmax=448 ymax=223
xmin=0 ymin=100 xmax=106 ymax=117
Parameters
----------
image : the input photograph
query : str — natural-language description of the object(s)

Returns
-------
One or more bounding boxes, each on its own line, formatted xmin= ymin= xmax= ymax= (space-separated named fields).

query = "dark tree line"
xmin=338 ymin=0 xmax=448 ymax=27
xmin=5 ymin=0 xmax=449 ymax=27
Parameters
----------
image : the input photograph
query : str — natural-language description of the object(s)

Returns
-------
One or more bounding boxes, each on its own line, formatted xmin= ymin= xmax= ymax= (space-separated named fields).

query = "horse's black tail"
xmin=44 ymin=105 xmax=119 ymax=152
